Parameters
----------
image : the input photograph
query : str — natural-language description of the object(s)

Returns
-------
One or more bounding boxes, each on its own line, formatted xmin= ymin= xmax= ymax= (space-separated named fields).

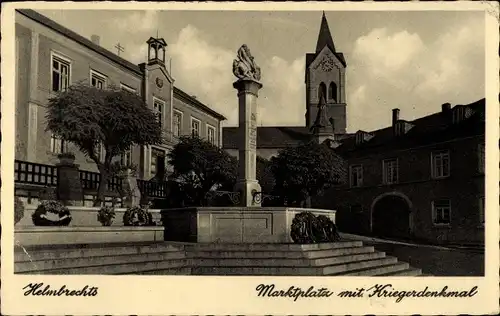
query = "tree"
xmin=270 ymin=141 xmax=347 ymax=207
xmin=168 ymin=135 xmax=238 ymax=206
xmin=46 ymin=83 xmax=163 ymax=206
xmin=256 ymin=156 xmax=275 ymax=194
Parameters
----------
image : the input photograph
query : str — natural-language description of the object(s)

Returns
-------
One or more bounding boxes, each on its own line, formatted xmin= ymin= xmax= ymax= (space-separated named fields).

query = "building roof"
xmin=223 ymin=126 xmax=313 ymax=149
xmin=337 ymin=98 xmax=486 ymax=155
xmin=316 ymin=12 xmax=336 ymax=54
xmin=173 ymin=87 xmax=226 ymax=120
xmin=16 ymin=9 xmax=227 ymax=121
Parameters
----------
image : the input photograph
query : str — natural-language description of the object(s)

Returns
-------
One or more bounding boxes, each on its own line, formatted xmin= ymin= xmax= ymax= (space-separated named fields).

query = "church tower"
xmin=305 ymin=12 xmax=347 ymax=135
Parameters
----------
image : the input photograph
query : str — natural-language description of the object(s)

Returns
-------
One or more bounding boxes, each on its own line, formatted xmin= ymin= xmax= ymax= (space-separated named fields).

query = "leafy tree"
xmin=256 ymin=156 xmax=275 ymax=194
xmin=270 ymin=141 xmax=347 ymax=207
xmin=168 ymin=135 xmax=238 ymax=206
xmin=46 ymin=83 xmax=163 ymax=206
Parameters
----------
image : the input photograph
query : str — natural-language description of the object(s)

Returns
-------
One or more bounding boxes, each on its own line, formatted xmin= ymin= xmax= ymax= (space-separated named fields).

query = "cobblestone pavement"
xmin=341 ymin=233 xmax=484 ymax=276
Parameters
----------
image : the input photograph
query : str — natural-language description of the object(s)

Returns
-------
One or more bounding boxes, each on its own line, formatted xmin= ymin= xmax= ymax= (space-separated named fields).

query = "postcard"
xmin=1 ymin=1 xmax=499 ymax=315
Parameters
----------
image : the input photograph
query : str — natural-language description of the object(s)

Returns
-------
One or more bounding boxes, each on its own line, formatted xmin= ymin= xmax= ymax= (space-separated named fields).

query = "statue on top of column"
xmin=232 ymin=44 xmax=261 ymax=82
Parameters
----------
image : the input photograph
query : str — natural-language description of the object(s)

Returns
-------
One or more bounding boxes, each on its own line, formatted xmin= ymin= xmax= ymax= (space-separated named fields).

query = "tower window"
xmin=318 ymin=82 xmax=327 ymax=101
xmin=329 ymin=82 xmax=337 ymax=102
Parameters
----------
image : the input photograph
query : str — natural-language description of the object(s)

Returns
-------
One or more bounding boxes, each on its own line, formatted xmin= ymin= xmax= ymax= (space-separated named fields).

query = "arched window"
xmin=329 ymin=82 xmax=337 ymax=102
xmin=318 ymin=82 xmax=327 ymax=101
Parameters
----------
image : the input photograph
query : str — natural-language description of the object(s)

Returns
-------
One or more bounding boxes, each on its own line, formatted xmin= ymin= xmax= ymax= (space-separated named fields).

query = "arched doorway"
xmin=371 ymin=193 xmax=412 ymax=239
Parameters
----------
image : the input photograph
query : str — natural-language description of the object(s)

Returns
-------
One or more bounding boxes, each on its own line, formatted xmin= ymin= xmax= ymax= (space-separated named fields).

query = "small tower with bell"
xmin=146 ymin=37 xmax=167 ymax=66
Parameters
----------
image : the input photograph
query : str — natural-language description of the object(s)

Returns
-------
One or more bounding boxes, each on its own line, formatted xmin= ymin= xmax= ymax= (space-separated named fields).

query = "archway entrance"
xmin=371 ymin=194 xmax=411 ymax=239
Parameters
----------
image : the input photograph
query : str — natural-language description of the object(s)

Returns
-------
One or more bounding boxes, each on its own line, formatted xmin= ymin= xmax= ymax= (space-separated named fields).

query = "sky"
xmin=39 ymin=9 xmax=485 ymax=132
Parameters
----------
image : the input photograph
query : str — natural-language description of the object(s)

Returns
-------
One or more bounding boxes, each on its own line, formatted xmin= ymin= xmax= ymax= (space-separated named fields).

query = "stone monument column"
xmin=232 ymin=44 xmax=263 ymax=207
xmin=233 ymin=79 xmax=262 ymax=207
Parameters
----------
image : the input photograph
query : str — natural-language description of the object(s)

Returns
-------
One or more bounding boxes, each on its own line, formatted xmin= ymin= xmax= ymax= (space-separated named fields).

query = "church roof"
xmin=222 ymin=126 xmax=313 ymax=149
xmin=316 ymin=12 xmax=336 ymax=54
xmin=16 ymin=9 xmax=227 ymax=121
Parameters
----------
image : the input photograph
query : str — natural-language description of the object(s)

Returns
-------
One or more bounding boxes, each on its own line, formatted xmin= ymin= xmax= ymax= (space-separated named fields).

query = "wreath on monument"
xmin=123 ymin=206 xmax=155 ymax=226
xmin=290 ymin=211 xmax=340 ymax=244
xmin=31 ymin=200 xmax=72 ymax=226
xmin=97 ymin=206 xmax=116 ymax=226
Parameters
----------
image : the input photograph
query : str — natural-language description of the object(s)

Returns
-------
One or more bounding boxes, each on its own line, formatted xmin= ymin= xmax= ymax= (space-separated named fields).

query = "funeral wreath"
xmin=97 ymin=206 xmax=116 ymax=226
xmin=290 ymin=211 xmax=340 ymax=244
xmin=32 ymin=200 xmax=72 ymax=226
xmin=123 ymin=206 xmax=155 ymax=226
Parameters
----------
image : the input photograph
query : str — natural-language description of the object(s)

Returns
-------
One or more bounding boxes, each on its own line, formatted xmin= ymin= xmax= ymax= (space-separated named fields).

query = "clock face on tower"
xmin=155 ymin=77 xmax=164 ymax=88
xmin=320 ymin=55 xmax=335 ymax=72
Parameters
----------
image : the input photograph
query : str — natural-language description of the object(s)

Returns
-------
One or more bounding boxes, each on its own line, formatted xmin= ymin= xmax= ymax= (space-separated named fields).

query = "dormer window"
xmin=355 ymin=130 xmax=374 ymax=145
xmin=452 ymin=105 xmax=474 ymax=124
xmin=394 ymin=121 xmax=414 ymax=137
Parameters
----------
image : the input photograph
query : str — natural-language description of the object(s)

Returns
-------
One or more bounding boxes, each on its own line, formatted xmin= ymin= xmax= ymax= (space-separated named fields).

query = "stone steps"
xmin=14 ymin=242 xmax=183 ymax=262
xmin=184 ymin=240 xmax=364 ymax=252
xmin=187 ymin=246 xmax=375 ymax=259
xmin=331 ymin=262 xmax=410 ymax=276
xmin=381 ymin=268 xmax=423 ymax=276
xmin=14 ymin=240 xmax=423 ymax=276
xmin=15 ymin=250 xmax=186 ymax=273
xmin=125 ymin=267 xmax=192 ymax=275
xmin=20 ymin=258 xmax=190 ymax=275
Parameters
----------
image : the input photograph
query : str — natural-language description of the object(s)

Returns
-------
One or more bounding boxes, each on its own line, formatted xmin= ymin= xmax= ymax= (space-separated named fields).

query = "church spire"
xmin=311 ymin=93 xmax=333 ymax=134
xmin=315 ymin=11 xmax=336 ymax=54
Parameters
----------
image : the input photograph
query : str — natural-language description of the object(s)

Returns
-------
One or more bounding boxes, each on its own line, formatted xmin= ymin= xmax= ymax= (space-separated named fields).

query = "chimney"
xmin=90 ymin=35 xmax=100 ymax=45
xmin=392 ymin=108 xmax=400 ymax=126
xmin=442 ymin=103 xmax=451 ymax=112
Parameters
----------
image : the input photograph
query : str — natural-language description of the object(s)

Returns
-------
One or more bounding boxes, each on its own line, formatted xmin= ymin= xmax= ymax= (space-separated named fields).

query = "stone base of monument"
xmin=161 ymin=207 xmax=336 ymax=243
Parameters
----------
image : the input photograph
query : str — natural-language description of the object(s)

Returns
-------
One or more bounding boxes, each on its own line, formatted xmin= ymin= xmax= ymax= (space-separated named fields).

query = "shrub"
xmin=14 ymin=197 xmax=25 ymax=224
xmin=97 ymin=206 xmax=115 ymax=226
xmin=123 ymin=206 xmax=155 ymax=226
xmin=32 ymin=200 xmax=72 ymax=226
xmin=290 ymin=211 xmax=340 ymax=244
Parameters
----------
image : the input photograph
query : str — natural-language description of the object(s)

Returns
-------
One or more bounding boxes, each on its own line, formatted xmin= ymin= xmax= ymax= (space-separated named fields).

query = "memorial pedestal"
xmin=233 ymin=79 xmax=263 ymax=207
xmin=161 ymin=207 xmax=336 ymax=243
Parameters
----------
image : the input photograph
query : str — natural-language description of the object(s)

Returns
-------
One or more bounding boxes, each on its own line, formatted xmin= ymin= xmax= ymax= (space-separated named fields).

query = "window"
xmin=452 ymin=106 xmax=466 ymax=124
xmin=395 ymin=121 xmax=405 ymax=136
xmin=383 ymin=158 xmax=398 ymax=184
xmin=479 ymin=197 xmax=485 ymax=225
xmin=150 ymin=148 xmax=166 ymax=177
xmin=50 ymin=134 xmax=67 ymax=154
xmin=51 ymin=53 xmax=71 ymax=92
xmin=329 ymin=82 xmax=337 ymax=102
xmin=90 ymin=70 xmax=106 ymax=89
xmin=432 ymin=200 xmax=451 ymax=225
xmin=207 ymin=125 xmax=216 ymax=145
xmin=173 ymin=110 xmax=182 ymax=137
xmin=318 ymin=82 xmax=327 ymax=101
xmin=355 ymin=132 xmax=363 ymax=145
xmin=431 ymin=150 xmax=450 ymax=179
xmin=120 ymin=83 xmax=136 ymax=94
xmin=478 ymin=143 xmax=485 ymax=174
xmin=349 ymin=164 xmax=363 ymax=187
xmin=153 ymin=98 xmax=165 ymax=130
xmin=191 ymin=117 xmax=201 ymax=137
xmin=121 ymin=149 xmax=132 ymax=166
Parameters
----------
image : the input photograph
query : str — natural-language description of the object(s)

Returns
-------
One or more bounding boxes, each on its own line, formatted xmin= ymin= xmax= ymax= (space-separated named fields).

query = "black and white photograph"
xmin=1 ymin=1 xmax=499 ymax=315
